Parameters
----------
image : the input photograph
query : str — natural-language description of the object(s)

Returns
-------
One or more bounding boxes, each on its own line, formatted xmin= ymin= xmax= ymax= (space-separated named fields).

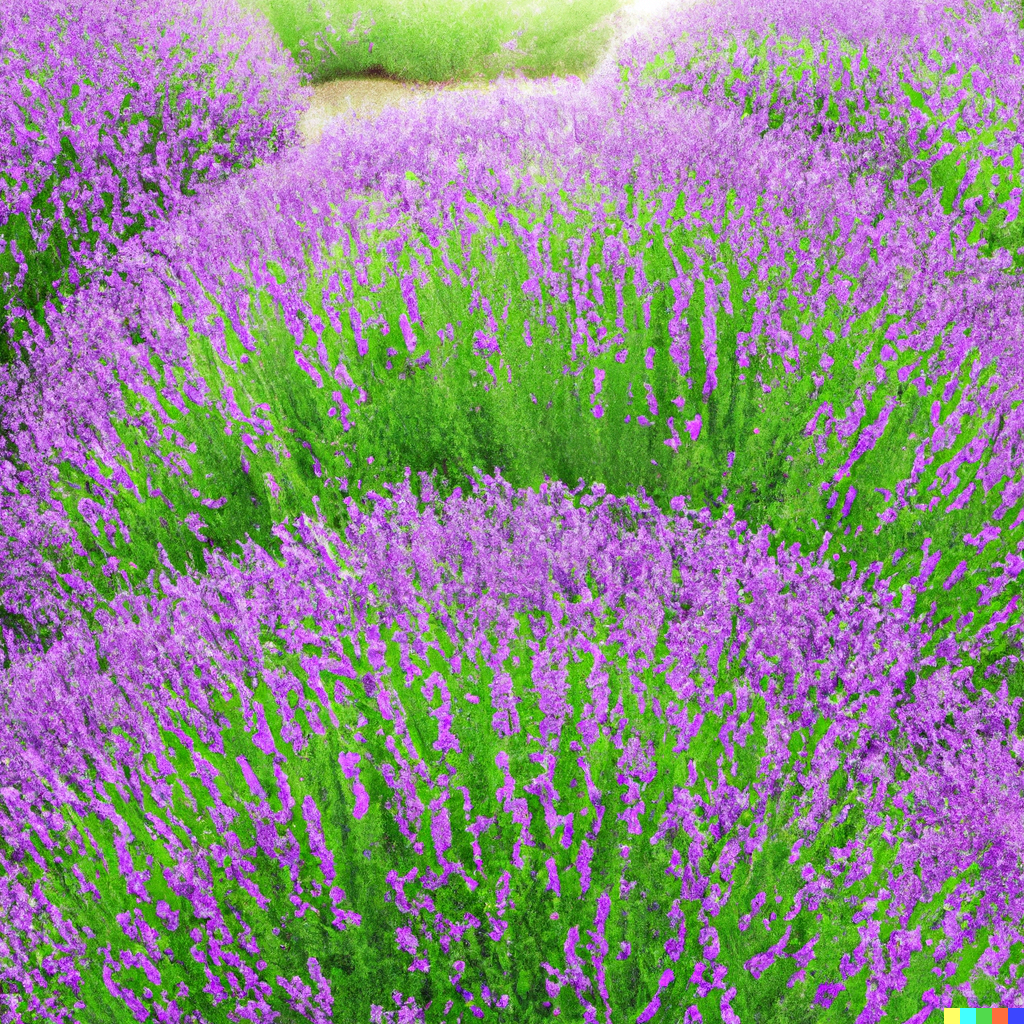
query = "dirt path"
xmin=298 ymin=0 xmax=683 ymax=145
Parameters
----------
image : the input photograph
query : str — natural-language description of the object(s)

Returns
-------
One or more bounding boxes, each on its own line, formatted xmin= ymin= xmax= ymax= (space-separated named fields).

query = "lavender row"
xmin=3 ymin=68 xmax=1023 ymax=667
xmin=624 ymin=0 xmax=1024 ymax=256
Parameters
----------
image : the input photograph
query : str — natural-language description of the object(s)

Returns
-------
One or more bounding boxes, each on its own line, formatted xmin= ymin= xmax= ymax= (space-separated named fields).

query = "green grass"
xmin=242 ymin=0 xmax=624 ymax=84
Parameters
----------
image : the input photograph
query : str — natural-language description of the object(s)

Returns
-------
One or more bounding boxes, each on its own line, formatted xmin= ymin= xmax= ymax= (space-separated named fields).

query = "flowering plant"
xmin=0 ymin=0 xmax=1023 ymax=1019
xmin=0 ymin=0 xmax=306 ymax=336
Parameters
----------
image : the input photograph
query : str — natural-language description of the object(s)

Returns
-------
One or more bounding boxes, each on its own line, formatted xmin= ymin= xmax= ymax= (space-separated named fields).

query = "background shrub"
xmin=242 ymin=0 xmax=622 ymax=84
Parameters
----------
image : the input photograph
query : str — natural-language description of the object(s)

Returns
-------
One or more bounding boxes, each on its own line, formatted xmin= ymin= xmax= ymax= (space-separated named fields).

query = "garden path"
xmin=297 ymin=0 xmax=683 ymax=145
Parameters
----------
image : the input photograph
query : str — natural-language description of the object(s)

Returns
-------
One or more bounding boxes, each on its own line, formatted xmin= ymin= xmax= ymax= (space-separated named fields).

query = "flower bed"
xmin=0 ymin=0 xmax=306 ymax=338
xmin=1 ymin=0 xmax=1023 ymax=1020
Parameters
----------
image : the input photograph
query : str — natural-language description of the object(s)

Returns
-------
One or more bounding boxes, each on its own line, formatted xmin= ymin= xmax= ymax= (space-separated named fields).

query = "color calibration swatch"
xmin=942 ymin=1010 xmax=1024 ymax=1023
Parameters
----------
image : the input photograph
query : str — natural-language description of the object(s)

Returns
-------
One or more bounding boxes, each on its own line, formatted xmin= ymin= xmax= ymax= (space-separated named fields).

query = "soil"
xmin=297 ymin=0 xmax=683 ymax=146
xmin=298 ymin=76 xmax=493 ymax=145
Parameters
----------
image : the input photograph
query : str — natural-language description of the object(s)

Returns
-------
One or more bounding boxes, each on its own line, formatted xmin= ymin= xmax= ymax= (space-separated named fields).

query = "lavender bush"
xmin=0 ymin=0 xmax=306 ymax=342
xmin=6 ymin=72 xmax=1023 ymax=668
xmin=1 ymin=0 xmax=1023 ymax=1020
xmin=623 ymin=0 xmax=1024 ymax=252
xmin=1 ymin=477 xmax=1022 ymax=1023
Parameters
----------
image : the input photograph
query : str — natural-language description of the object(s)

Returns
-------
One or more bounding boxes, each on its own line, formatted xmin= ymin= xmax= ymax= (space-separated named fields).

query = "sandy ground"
xmin=297 ymin=0 xmax=683 ymax=145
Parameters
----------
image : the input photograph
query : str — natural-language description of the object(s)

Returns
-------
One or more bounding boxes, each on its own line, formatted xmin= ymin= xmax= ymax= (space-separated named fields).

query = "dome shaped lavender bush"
xmin=3 ymin=477 xmax=1022 ymax=1022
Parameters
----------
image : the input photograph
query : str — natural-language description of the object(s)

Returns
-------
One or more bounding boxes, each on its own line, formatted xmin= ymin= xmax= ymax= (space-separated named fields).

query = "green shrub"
xmin=243 ymin=0 xmax=621 ymax=84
